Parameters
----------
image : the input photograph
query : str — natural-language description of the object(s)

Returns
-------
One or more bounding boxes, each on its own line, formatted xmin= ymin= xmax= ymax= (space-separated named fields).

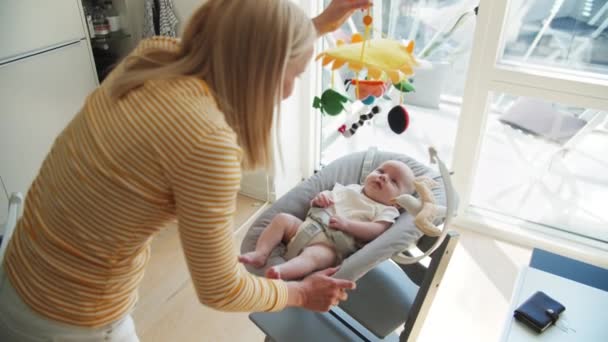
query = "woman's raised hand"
xmin=313 ymin=0 xmax=373 ymax=35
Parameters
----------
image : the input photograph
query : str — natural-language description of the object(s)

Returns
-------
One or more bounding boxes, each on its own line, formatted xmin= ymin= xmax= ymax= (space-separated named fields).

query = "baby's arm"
xmin=328 ymin=217 xmax=391 ymax=242
xmin=311 ymin=190 xmax=334 ymax=208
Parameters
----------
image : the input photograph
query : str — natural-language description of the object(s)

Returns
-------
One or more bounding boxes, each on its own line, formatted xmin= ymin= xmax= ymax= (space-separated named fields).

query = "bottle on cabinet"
xmin=92 ymin=6 xmax=110 ymax=36
xmin=104 ymin=1 xmax=121 ymax=32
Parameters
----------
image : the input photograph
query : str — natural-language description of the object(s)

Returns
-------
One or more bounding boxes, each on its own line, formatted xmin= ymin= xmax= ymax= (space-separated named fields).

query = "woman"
xmin=0 ymin=0 xmax=372 ymax=341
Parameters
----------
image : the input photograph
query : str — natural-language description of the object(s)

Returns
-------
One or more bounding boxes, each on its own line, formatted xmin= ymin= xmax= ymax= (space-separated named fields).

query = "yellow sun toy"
xmin=313 ymin=7 xmax=419 ymax=137
xmin=317 ymin=38 xmax=417 ymax=84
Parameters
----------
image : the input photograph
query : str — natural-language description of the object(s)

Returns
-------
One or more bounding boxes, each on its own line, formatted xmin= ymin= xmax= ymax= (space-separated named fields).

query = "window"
xmin=453 ymin=0 xmax=608 ymax=244
xmin=471 ymin=94 xmax=608 ymax=242
xmin=501 ymin=0 xmax=608 ymax=79
xmin=314 ymin=0 xmax=608 ymax=245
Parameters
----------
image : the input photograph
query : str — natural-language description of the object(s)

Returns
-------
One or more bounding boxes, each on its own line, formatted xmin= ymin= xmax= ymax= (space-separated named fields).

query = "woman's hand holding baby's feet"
xmin=238 ymin=251 xmax=268 ymax=268
xmin=265 ymin=266 xmax=281 ymax=279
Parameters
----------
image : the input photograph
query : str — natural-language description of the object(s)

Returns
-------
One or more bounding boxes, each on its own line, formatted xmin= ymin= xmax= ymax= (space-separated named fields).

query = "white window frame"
xmin=298 ymin=0 xmax=325 ymax=180
xmin=452 ymin=0 xmax=608 ymax=260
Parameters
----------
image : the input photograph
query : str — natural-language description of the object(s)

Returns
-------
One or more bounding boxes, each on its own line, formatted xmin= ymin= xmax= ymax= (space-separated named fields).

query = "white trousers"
xmin=0 ymin=264 xmax=139 ymax=342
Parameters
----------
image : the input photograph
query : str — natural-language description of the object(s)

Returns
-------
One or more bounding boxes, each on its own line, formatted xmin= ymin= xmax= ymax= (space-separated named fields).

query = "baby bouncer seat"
xmin=241 ymin=147 xmax=459 ymax=341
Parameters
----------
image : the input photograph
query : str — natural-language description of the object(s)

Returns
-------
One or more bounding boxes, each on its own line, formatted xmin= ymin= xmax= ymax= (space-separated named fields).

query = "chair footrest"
xmin=249 ymin=307 xmax=399 ymax=342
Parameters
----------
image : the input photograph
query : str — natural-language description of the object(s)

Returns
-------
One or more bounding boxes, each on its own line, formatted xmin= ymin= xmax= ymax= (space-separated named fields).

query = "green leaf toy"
xmin=393 ymin=80 xmax=416 ymax=93
xmin=312 ymin=89 xmax=350 ymax=116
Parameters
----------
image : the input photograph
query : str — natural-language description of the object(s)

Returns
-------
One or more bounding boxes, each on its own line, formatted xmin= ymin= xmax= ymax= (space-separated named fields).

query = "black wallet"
xmin=514 ymin=291 xmax=565 ymax=333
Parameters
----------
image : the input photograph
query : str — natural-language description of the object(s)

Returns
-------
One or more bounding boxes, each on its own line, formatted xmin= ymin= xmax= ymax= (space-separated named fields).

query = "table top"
xmin=529 ymin=248 xmax=608 ymax=291
xmin=501 ymin=248 xmax=608 ymax=342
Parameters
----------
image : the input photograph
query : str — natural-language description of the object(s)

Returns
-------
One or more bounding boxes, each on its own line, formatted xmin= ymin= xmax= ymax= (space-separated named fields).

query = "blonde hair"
xmin=107 ymin=0 xmax=316 ymax=170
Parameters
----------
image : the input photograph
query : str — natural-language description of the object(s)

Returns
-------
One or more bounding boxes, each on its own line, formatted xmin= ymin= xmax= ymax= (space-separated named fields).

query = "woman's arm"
xmin=312 ymin=0 xmax=373 ymax=36
xmin=168 ymin=128 xmax=354 ymax=312
xmin=170 ymin=132 xmax=289 ymax=312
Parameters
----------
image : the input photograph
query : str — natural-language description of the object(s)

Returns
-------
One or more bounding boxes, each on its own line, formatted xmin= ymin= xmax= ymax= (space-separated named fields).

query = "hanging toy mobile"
xmin=338 ymin=105 xmax=381 ymax=137
xmin=344 ymin=79 xmax=390 ymax=105
xmin=388 ymin=79 xmax=415 ymax=134
xmin=312 ymin=4 xmax=419 ymax=136
xmin=393 ymin=79 xmax=416 ymax=93
xmin=387 ymin=105 xmax=410 ymax=134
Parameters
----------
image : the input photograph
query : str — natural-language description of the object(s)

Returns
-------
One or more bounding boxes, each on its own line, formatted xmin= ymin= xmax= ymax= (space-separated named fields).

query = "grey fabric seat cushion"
xmin=240 ymin=149 xmax=447 ymax=281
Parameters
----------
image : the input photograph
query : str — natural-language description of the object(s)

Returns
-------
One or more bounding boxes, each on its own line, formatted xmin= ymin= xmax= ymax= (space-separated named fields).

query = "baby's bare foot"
xmin=265 ymin=267 xmax=281 ymax=279
xmin=238 ymin=252 xmax=267 ymax=268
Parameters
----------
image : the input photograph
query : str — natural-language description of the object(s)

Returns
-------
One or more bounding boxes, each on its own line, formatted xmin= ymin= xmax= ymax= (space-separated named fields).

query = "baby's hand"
xmin=311 ymin=193 xmax=334 ymax=208
xmin=329 ymin=216 xmax=349 ymax=231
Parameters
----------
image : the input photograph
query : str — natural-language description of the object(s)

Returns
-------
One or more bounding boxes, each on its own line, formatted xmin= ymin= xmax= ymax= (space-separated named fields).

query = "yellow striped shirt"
xmin=3 ymin=37 xmax=287 ymax=328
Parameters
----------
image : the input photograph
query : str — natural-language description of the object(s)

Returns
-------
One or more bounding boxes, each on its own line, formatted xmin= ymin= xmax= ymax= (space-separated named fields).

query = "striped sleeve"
xmin=167 ymin=130 xmax=288 ymax=312
xmin=133 ymin=36 xmax=179 ymax=54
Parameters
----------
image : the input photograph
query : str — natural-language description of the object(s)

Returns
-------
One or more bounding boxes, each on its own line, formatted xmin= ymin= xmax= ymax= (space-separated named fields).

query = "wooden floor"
xmin=132 ymin=194 xmax=267 ymax=342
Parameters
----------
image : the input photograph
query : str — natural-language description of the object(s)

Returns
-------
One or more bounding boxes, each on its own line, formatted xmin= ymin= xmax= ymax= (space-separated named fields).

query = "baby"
xmin=239 ymin=160 xmax=415 ymax=280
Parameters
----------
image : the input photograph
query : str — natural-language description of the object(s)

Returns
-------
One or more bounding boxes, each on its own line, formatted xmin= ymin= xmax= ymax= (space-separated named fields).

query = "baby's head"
xmin=362 ymin=160 xmax=415 ymax=206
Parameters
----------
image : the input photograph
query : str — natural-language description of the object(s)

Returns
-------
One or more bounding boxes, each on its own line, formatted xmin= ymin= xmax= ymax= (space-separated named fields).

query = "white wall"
xmin=0 ymin=0 xmax=98 ymax=223
xmin=173 ymin=0 xmax=205 ymax=34
xmin=271 ymin=92 xmax=306 ymax=199
xmin=272 ymin=0 xmax=322 ymax=199
xmin=119 ymin=0 xmax=144 ymax=51
xmin=0 ymin=41 xmax=98 ymax=223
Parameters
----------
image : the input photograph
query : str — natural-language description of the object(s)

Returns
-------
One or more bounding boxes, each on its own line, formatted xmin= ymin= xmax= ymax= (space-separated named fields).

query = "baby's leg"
xmin=239 ymin=213 xmax=302 ymax=268
xmin=266 ymin=244 xmax=337 ymax=280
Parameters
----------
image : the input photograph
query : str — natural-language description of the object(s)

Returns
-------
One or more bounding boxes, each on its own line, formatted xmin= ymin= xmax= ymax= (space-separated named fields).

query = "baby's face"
xmin=363 ymin=161 xmax=414 ymax=205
